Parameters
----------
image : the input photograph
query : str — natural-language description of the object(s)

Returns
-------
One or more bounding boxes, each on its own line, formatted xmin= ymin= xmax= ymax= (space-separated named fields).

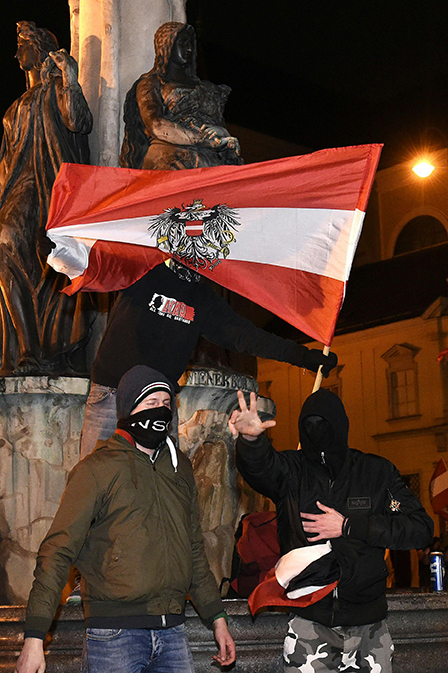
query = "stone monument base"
xmin=1 ymin=593 xmax=448 ymax=672
xmin=0 ymin=376 xmax=89 ymax=604
xmin=178 ymin=367 xmax=276 ymax=586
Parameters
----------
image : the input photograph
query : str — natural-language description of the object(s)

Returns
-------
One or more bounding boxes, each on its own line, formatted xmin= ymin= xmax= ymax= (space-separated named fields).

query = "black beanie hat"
xmin=116 ymin=366 xmax=175 ymax=420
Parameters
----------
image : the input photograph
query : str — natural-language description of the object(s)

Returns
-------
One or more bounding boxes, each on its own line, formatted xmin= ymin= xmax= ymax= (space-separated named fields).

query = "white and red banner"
xmin=430 ymin=458 xmax=448 ymax=521
xmin=46 ymin=144 xmax=382 ymax=345
xmin=248 ymin=543 xmax=339 ymax=615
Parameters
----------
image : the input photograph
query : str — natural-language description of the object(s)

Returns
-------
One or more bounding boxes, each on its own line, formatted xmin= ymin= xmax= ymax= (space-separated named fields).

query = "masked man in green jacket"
xmin=16 ymin=366 xmax=235 ymax=673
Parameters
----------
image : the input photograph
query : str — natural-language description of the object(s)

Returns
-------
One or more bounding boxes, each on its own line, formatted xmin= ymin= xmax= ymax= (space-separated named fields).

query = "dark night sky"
xmin=2 ymin=0 xmax=448 ymax=168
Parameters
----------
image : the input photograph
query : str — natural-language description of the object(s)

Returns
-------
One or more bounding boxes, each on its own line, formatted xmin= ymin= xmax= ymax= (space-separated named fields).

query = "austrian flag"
xmin=46 ymin=144 xmax=382 ymax=345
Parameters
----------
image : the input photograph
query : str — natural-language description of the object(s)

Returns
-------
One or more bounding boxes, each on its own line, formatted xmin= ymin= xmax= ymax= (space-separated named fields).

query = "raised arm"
xmin=229 ymin=390 xmax=277 ymax=441
xmin=201 ymin=287 xmax=337 ymax=377
xmin=48 ymin=50 xmax=92 ymax=134
xmin=230 ymin=391 xmax=295 ymax=503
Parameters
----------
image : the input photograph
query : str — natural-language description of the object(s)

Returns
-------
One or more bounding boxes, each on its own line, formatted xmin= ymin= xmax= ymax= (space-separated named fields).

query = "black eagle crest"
xmin=147 ymin=199 xmax=240 ymax=270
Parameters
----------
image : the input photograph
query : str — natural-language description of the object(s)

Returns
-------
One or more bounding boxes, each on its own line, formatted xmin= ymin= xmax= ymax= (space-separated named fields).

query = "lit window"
xmin=381 ymin=344 xmax=420 ymax=420
xmin=390 ymin=369 xmax=417 ymax=417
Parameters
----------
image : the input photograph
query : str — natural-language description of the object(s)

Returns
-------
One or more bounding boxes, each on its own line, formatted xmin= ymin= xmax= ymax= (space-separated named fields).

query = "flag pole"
xmin=311 ymin=345 xmax=331 ymax=394
xmin=297 ymin=344 xmax=331 ymax=450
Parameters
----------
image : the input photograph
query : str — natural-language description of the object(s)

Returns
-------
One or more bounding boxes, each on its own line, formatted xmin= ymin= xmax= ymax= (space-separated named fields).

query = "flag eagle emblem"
xmin=147 ymin=199 xmax=240 ymax=270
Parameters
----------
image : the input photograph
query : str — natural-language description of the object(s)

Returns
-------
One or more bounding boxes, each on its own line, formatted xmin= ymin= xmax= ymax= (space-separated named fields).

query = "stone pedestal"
xmin=178 ymin=368 xmax=276 ymax=587
xmin=0 ymin=376 xmax=89 ymax=604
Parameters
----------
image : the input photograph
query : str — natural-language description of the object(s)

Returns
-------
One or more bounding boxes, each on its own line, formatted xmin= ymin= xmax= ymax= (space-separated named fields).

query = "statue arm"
xmin=195 ymin=124 xmax=241 ymax=154
xmin=49 ymin=50 xmax=93 ymax=134
xmin=136 ymin=77 xmax=224 ymax=149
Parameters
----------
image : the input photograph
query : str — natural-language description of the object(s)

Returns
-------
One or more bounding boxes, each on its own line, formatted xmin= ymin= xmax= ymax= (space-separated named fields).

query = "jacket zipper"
xmin=143 ymin=452 xmax=170 ymax=603
xmin=322 ymin=450 xmax=339 ymax=625
xmin=331 ymin=586 xmax=339 ymax=626
xmin=161 ymin=614 xmax=166 ymax=627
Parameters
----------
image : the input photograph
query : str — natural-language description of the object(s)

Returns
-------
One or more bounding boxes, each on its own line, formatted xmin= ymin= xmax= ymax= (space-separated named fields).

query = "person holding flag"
xmin=79 ymin=256 xmax=337 ymax=456
xmin=42 ymin=143 xmax=384 ymax=455
xmin=44 ymin=144 xmax=384 ymax=456
xmin=229 ymin=388 xmax=433 ymax=673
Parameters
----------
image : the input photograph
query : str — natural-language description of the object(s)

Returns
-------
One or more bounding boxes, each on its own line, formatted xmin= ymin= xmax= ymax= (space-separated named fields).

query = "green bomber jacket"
xmin=25 ymin=433 xmax=223 ymax=635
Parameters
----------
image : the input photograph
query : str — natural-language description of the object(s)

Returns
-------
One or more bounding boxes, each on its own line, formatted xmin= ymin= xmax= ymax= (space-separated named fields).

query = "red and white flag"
xmin=248 ymin=543 xmax=339 ymax=615
xmin=46 ymin=144 xmax=382 ymax=345
xmin=430 ymin=458 xmax=448 ymax=521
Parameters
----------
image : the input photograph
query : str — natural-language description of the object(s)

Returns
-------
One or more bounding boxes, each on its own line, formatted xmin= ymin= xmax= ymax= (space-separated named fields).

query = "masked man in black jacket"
xmin=229 ymin=388 xmax=433 ymax=673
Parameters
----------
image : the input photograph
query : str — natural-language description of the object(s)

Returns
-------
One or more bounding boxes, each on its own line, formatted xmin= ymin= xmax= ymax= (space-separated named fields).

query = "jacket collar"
xmin=113 ymin=429 xmax=178 ymax=473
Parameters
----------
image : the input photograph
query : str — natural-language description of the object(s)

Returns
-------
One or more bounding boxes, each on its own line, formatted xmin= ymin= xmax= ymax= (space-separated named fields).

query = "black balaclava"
xmin=118 ymin=406 xmax=172 ymax=450
xmin=298 ymin=389 xmax=349 ymax=479
xmin=116 ymin=365 xmax=174 ymax=450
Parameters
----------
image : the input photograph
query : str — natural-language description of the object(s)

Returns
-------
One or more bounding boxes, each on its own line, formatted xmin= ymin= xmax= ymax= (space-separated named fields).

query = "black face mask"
xmin=302 ymin=414 xmax=345 ymax=479
xmin=117 ymin=406 xmax=172 ymax=449
xmin=303 ymin=415 xmax=334 ymax=447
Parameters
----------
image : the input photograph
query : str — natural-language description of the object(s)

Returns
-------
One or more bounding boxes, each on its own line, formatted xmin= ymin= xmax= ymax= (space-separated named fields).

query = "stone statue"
xmin=0 ymin=21 xmax=98 ymax=375
xmin=120 ymin=22 xmax=242 ymax=170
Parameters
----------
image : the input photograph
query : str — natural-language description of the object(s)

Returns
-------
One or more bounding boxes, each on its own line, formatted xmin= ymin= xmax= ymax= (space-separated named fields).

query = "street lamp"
xmin=412 ymin=161 xmax=435 ymax=178
xmin=411 ymin=128 xmax=447 ymax=178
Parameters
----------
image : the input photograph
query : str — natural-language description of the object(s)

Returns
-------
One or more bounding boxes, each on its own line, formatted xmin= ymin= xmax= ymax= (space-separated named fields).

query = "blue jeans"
xmin=82 ymin=625 xmax=195 ymax=673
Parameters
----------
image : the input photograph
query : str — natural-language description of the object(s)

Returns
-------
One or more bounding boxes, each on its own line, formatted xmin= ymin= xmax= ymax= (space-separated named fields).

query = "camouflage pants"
xmin=283 ymin=616 xmax=394 ymax=672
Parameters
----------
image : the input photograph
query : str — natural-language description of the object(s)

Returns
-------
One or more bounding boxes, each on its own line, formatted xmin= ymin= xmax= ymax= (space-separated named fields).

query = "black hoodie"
xmin=236 ymin=389 xmax=433 ymax=626
xmin=299 ymin=388 xmax=350 ymax=481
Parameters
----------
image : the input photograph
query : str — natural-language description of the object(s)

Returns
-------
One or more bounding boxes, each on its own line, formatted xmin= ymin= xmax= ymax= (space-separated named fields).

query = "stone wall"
xmin=0 ymin=377 xmax=89 ymax=603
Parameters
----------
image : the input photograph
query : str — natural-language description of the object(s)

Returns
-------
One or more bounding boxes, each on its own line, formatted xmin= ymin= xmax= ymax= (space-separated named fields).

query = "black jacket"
xmin=236 ymin=389 xmax=433 ymax=626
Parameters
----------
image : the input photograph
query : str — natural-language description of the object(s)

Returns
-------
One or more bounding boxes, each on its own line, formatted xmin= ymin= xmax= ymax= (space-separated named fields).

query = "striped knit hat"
xmin=116 ymin=366 xmax=175 ymax=420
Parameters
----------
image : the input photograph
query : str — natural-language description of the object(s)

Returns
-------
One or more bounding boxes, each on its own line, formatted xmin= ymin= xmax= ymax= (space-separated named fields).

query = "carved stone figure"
xmin=120 ymin=22 xmax=242 ymax=170
xmin=0 ymin=21 xmax=97 ymax=375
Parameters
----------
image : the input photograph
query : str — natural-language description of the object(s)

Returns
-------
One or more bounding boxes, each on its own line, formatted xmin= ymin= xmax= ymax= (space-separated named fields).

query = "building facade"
xmin=257 ymin=153 xmax=448 ymax=538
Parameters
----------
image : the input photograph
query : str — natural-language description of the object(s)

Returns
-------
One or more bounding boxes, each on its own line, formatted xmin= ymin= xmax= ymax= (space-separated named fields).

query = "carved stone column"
xmin=70 ymin=0 xmax=187 ymax=165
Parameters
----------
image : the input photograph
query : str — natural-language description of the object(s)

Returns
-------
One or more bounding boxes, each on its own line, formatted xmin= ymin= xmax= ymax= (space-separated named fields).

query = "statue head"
xmin=16 ymin=21 xmax=59 ymax=71
xmin=153 ymin=22 xmax=197 ymax=83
